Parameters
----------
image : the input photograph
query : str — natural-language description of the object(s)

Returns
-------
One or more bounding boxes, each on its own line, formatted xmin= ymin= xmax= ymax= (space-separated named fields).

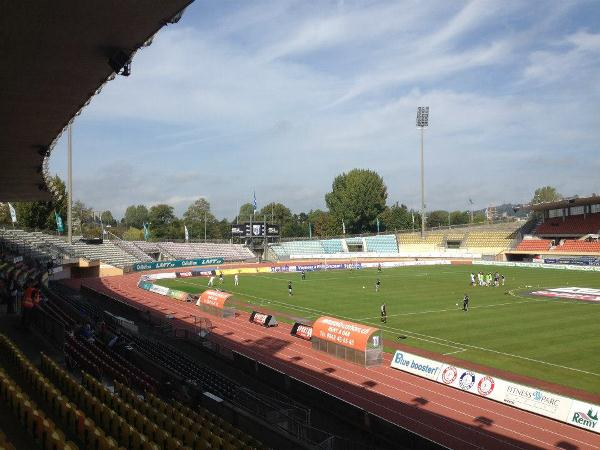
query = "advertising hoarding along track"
xmin=132 ymin=257 xmax=224 ymax=272
xmin=390 ymin=350 xmax=599 ymax=434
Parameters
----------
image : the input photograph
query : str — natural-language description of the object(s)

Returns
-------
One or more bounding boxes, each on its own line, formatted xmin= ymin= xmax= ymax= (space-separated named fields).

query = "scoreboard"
xmin=231 ymin=222 xmax=279 ymax=237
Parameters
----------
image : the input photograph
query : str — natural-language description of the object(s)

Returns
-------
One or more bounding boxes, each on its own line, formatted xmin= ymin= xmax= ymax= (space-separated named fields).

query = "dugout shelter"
xmin=311 ymin=316 xmax=383 ymax=367
xmin=195 ymin=289 xmax=236 ymax=318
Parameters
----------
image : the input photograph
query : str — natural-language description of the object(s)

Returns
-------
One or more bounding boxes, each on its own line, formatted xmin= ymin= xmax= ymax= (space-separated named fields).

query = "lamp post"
xmin=416 ymin=107 xmax=429 ymax=238
xmin=67 ymin=124 xmax=73 ymax=244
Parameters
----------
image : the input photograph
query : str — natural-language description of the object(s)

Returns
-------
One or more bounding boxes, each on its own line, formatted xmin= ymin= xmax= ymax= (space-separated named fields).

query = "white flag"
xmin=8 ymin=203 xmax=17 ymax=223
xmin=342 ymin=219 xmax=346 ymax=234
xmin=184 ymin=225 xmax=189 ymax=242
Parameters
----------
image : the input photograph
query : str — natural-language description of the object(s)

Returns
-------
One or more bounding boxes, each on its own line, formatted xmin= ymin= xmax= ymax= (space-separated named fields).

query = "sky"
xmin=49 ymin=0 xmax=600 ymax=220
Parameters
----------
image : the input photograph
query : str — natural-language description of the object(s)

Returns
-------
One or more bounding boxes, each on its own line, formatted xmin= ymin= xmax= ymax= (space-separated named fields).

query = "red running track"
xmin=83 ymin=274 xmax=600 ymax=450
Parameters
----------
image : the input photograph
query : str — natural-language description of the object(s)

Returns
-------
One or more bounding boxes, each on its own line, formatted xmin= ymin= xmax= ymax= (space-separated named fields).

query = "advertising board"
xmin=389 ymin=349 xmax=600 ymax=433
xmin=132 ymin=257 xmax=224 ymax=272
xmin=390 ymin=351 xmax=444 ymax=382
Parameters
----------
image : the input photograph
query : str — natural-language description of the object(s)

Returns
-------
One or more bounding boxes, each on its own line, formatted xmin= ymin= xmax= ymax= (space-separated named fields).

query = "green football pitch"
xmin=156 ymin=265 xmax=600 ymax=395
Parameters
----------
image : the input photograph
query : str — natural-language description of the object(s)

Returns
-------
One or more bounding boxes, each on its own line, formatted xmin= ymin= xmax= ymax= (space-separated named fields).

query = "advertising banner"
xmin=531 ymin=288 xmax=600 ymax=303
xmin=389 ymin=349 xmax=600 ymax=433
xmin=390 ymin=351 xmax=445 ymax=382
xmin=291 ymin=322 xmax=313 ymax=341
xmin=567 ymin=400 xmax=599 ymax=433
xmin=132 ymin=257 xmax=224 ymax=272
xmin=149 ymin=284 xmax=170 ymax=296
xmin=168 ymin=289 xmax=190 ymax=302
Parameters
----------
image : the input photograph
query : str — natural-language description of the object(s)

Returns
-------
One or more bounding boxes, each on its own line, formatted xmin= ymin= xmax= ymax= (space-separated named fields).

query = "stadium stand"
xmin=554 ymin=240 xmax=600 ymax=253
xmin=321 ymin=239 xmax=345 ymax=253
xmin=279 ymin=240 xmax=325 ymax=255
xmin=0 ymin=229 xmax=140 ymax=268
xmin=0 ymin=229 xmax=256 ymax=269
xmin=534 ymin=212 xmax=600 ymax=236
xmin=515 ymin=239 xmax=553 ymax=251
xmin=153 ymin=242 xmax=255 ymax=261
xmin=16 ymin=281 xmax=268 ymax=449
xmin=112 ymin=240 xmax=155 ymax=263
xmin=364 ymin=235 xmax=399 ymax=252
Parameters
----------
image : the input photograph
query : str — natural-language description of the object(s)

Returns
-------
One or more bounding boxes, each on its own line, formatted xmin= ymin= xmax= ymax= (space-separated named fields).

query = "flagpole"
xmin=67 ymin=124 xmax=73 ymax=245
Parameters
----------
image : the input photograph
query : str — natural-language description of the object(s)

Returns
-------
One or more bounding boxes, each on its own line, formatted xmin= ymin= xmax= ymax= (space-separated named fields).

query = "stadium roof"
xmin=0 ymin=0 xmax=193 ymax=201
xmin=522 ymin=194 xmax=600 ymax=212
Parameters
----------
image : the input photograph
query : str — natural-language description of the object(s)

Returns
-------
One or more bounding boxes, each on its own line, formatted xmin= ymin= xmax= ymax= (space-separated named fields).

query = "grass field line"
xmin=443 ymin=349 xmax=467 ymax=356
xmin=173 ymin=279 xmax=466 ymax=351
xmin=365 ymin=321 xmax=600 ymax=377
xmin=170 ymin=278 xmax=600 ymax=377
xmin=357 ymin=299 xmax=535 ymax=320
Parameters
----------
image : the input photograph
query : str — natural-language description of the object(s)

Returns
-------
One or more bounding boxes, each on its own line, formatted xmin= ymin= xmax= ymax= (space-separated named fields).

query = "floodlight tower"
xmin=416 ymin=106 xmax=429 ymax=238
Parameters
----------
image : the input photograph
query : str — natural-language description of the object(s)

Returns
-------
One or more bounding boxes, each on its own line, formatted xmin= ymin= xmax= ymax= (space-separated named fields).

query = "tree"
xmin=124 ymin=205 xmax=149 ymax=228
xmin=426 ymin=210 xmax=450 ymax=228
xmin=12 ymin=175 xmax=67 ymax=231
xmin=100 ymin=210 xmax=116 ymax=226
xmin=449 ymin=210 xmax=470 ymax=226
xmin=258 ymin=202 xmax=292 ymax=225
xmin=73 ymin=200 xmax=92 ymax=226
xmin=123 ymin=227 xmax=144 ymax=241
xmin=325 ymin=169 xmax=387 ymax=233
xmin=184 ymin=198 xmax=215 ymax=223
xmin=532 ymin=186 xmax=562 ymax=204
xmin=378 ymin=203 xmax=414 ymax=231
xmin=237 ymin=203 xmax=254 ymax=222
xmin=148 ymin=204 xmax=176 ymax=226
xmin=0 ymin=203 xmax=10 ymax=225
xmin=308 ymin=210 xmax=339 ymax=237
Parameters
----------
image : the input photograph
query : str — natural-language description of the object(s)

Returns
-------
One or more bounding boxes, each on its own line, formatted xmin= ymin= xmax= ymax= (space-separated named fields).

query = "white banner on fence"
xmin=390 ymin=351 xmax=445 ymax=381
xmin=567 ymin=399 xmax=599 ymax=433
xmin=476 ymin=260 xmax=600 ymax=272
xmin=389 ymin=350 xmax=599 ymax=433
xmin=148 ymin=284 xmax=170 ymax=296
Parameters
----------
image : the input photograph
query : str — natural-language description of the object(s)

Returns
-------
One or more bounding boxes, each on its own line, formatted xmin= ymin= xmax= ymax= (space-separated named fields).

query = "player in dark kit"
xmin=380 ymin=303 xmax=387 ymax=323
xmin=377 ymin=263 xmax=382 ymax=272
xmin=463 ymin=294 xmax=470 ymax=311
xmin=301 ymin=270 xmax=306 ymax=280
xmin=288 ymin=281 xmax=293 ymax=296
xmin=375 ymin=278 xmax=381 ymax=292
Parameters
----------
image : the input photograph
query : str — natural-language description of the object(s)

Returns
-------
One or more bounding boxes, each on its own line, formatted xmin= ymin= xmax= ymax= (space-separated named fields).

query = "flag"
xmin=376 ymin=217 xmax=380 ymax=233
xmin=342 ymin=219 xmax=346 ymax=234
xmin=252 ymin=191 xmax=257 ymax=215
xmin=308 ymin=222 xmax=312 ymax=239
xmin=55 ymin=211 xmax=64 ymax=233
xmin=8 ymin=203 xmax=16 ymax=223
xmin=412 ymin=213 xmax=415 ymax=225
xmin=184 ymin=225 xmax=189 ymax=242
xmin=143 ymin=223 xmax=150 ymax=241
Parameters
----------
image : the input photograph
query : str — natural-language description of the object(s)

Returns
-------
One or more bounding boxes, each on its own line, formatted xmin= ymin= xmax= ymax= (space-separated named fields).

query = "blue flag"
xmin=376 ymin=217 xmax=380 ymax=233
xmin=253 ymin=191 xmax=257 ymax=214
xmin=143 ymin=223 xmax=150 ymax=241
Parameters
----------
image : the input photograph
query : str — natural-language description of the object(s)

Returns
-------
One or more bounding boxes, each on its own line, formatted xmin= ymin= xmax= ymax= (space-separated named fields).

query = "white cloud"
xmin=49 ymin=1 xmax=600 ymax=218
